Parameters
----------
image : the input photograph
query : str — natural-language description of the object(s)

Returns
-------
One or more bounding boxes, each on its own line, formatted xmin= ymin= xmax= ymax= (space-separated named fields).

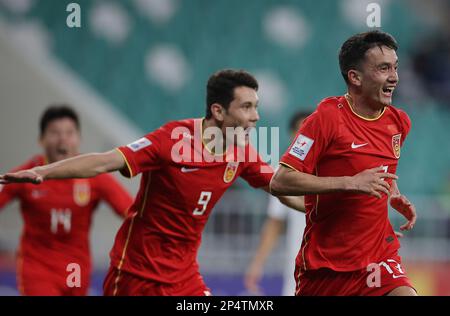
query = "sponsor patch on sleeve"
xmin=289 ymin=134 xmax=314 ymax=161
xmin=126 ymin=137 xmax=152 ymax=152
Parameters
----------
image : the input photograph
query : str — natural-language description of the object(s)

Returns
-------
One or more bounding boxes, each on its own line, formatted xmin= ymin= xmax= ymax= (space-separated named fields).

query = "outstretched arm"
xmin=0 ymin=150 xmax=125 ymax=184
xmin=390 ymin=180 xmax=417 ymax=231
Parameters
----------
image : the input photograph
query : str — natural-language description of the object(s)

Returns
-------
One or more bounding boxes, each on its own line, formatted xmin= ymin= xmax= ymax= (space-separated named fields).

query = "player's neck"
xmin=202 ymin=118 xmax=227 ymax=155
xmin=44 ymin=155 xmax=58 ymax=164
xmin=345 ymin=92 xmax=384 ymax=120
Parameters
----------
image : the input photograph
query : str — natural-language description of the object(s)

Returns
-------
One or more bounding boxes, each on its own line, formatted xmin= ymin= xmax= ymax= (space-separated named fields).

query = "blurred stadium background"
xmin=1 ymin=0 xmax=450 ymax=295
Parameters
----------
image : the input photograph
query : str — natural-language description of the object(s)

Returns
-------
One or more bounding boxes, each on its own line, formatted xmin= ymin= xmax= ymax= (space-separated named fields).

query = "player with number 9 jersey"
xmin=0 ymin=71 xmax=303 ymax=296
xmin=104 ymin=118 xmax=273 ymax=296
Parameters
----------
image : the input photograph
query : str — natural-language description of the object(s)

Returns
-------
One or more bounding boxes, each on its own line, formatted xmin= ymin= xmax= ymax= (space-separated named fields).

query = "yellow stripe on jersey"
xmin=200 ymin=117 xmax=230 ymax=156
xmin=279 ymin=162 xmax=301 ymax=172
xmin=115 ymin=148 xmax=134 ymax=178
xmin=300 ymin=168 xmax=320 ymax=275
xmin=113 ymin=214 xmax=136 ymax=296
xmin=139 ymin=174 xmax=151 ymax=218
xmin=344 ymin=93 xmax=386 ymax=121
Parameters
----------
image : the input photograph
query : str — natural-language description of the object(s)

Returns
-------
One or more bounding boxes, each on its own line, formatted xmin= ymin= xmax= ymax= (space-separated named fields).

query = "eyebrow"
xmin=378 ymin=60 xmax=398 ymax=67
xmin=241 ymin=101 xmax=258 ymax=106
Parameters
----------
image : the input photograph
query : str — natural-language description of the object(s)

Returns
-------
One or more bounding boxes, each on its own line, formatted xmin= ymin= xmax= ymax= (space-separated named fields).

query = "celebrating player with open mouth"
xmin=0 ymin=106 xmax=132 ymax=295
xmin=270 ymin=31 xmax=417 ymax=296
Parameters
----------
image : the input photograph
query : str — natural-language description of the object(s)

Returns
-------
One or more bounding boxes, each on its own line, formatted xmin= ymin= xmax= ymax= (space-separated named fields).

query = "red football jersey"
xmin=0 ymin=155 xmax=132 ymax=293
xmin=280 ymin=95 xmax=411 ymax=272
xmin=111 ymin=118 xmax=273 ymax=284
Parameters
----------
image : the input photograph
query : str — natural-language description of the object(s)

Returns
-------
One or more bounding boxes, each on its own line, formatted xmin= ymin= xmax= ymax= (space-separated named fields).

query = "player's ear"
xmin=348 ymin=70 xmax=362 ymax=87
xmin=210 ymin=103 xmax=225 ymax=122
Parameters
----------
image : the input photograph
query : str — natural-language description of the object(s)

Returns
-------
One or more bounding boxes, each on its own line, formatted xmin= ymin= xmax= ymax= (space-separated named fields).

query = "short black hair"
xmin=206 ymin=69 xmax=259 ymax=119
xmin=289 ymin=111 xmax=310 ymax=132
xmin=40 ymin=105 xmax=80 ymax=136
xmin=339 ymin=30 xmax=398 ymax=84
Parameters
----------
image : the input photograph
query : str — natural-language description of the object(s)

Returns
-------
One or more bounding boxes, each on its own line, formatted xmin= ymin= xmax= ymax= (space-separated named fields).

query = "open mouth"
xmin=56 ymin=148 xmax=68 ymax=156
xmin=382 ymin=86 xmax=395 ymax=97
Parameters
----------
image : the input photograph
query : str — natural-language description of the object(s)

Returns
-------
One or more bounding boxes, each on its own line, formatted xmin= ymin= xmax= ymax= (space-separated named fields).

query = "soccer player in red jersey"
xmin=270 ymin=31 xmax=417 ymax=296
xmin=0 ymin=106 xmax=133 ymax=296
xmin=0 ymin=70 xmax=304 ymax=296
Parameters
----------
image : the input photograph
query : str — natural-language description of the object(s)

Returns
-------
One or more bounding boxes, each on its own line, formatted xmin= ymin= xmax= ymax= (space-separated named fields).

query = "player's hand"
xmin=390 ymin=194 xmax=416 ymax=231
xmin=0 ymin=169 xmax=43 ymax=185
xmin=395 ymin=231 xmax=404 ymax=238
xmin=244 ymin=262 xmax=263 ymax=295
xmin=349 ymin=166 xmax=398 ymax=198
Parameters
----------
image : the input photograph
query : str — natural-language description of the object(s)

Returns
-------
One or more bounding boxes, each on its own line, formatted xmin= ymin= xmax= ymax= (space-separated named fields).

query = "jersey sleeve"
xmin=116 ymin=126 xmax=169 ymax=178
xmin=0 ymin=183 xmax=21 ymax=209
xmin=280 ymin=106 xmax=336 ymax=174
xmin=0 ymin=159 xmax=36 ymax=210
xmin=240 ymin=147 xmax=274 ymax=188
xmin=399 ymin=109 xmax=411 ymax=145
xmin=95 ymin=173 xmax=133 ymax=218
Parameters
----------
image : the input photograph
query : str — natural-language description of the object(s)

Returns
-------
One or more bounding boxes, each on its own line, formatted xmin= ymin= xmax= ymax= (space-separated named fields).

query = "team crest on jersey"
xmin=73 ymin=180 xmax=91 ymax=207
xmin=392 ymin=133 xmax=401 ymax=159
xmin=223 ymin=162 xmax=239 ymax=183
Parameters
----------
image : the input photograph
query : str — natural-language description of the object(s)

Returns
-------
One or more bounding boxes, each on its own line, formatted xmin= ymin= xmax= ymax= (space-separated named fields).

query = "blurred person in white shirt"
xmin=245 ymin=111 xmax=310 ymax=296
